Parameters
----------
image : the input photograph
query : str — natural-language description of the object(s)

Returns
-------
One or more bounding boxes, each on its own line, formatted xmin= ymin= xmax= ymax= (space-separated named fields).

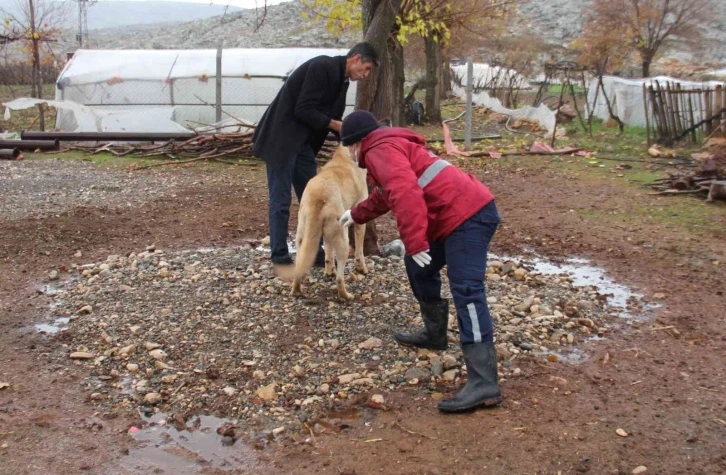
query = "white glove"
xmin=411 ymin=250 xmax=432 ymax=268
xmin=339 ymin=210 xmax=354 ymax=228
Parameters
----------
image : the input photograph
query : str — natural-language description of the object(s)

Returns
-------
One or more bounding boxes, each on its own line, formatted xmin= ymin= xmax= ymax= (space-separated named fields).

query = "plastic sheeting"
xmin=451 ymin=63 xmax=528 ymax=89
xmin=54 ymin=48 xmax=358 ymax=132
xmin=587 ymin=75 xmax=726 ymax=128
xmin=3 ymin=97 xmax=191 ymax=133
xmin=451 ymin=84 xmax=557 ymax=136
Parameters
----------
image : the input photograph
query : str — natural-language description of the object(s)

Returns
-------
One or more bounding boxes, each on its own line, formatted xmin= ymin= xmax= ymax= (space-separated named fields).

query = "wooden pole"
xmin=643 ymin=82 xmax=651 ymax=146
xmin=216 ymin=40 xmax=223 ymax=123
xmin=465 ymin=57 xmax=473 ymax=151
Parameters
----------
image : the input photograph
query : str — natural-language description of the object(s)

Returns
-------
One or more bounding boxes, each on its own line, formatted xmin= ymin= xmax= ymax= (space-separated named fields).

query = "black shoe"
xmin=394 ymin=299 xmax=449 ymax=350
xmin=313 ymin=249 xmax=326 ymax=268
xmin=438 ymin=341 xmax=502 ymax=413
xmin=271 ymin=255 xmax=294 ymax=266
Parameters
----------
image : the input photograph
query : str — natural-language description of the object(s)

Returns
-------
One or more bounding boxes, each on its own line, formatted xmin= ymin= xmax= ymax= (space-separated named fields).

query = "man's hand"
xmin=411 ymin=250 xmax=431 ymax=268
xmin=339 ymin=210 xmax=354 ymax=228
xmin=329 ymin=119 xmax=342 ymax=132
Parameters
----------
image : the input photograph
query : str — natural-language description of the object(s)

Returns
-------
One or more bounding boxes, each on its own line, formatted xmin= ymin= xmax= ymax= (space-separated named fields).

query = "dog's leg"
xmin=323 ymin=238 xmax=335 ymax=277
xmin=290 ymin=276 xmax=303 ymax=297
xmin=333 ymin=233 xmax=353 ymax=301
xmin=353 ymin=223 xmax=368 ymax=275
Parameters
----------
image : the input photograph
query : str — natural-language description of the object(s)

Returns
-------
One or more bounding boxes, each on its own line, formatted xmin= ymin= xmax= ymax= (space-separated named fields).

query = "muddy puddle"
xmin=492 ymin=253 xmax=653 ymax=318
xmin=119 ymin=413 xmax=261 ymax=474
xmin=34 ymin=317 xmax=70 ymax=334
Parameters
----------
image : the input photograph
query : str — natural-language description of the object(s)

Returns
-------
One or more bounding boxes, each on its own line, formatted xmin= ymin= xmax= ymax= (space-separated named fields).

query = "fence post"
xmin=216 ymin=40 xmax=223 ymax=123
xmin=465 ymin=57 xmax=473 ymax=151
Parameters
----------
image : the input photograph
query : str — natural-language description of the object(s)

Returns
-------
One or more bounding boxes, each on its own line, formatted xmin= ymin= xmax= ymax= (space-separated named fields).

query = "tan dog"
xmin=275 ymin=146 xmax=368 ymax=300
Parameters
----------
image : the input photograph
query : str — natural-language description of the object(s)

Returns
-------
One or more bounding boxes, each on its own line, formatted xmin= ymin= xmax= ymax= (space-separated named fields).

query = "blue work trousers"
xmin=404 ymin=201 xmax=500 ymax=344
xmin=266 ymin=144 xmax=317 ymax=261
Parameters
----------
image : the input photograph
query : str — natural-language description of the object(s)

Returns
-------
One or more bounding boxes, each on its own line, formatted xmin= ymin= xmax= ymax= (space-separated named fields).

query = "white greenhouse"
xmin=53 ymin=48 xmax=357 ymax=132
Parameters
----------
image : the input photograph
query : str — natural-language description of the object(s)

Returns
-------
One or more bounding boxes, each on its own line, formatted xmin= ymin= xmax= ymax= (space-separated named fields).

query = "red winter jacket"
xmin=350 ymin=127 xmax=495 ymax=256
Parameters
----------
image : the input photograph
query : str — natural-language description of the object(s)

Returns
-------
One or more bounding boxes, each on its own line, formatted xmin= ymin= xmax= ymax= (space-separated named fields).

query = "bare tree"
xmin=2 ymin=0 xmax=69 ymax=129
xmin=588 ymin=0 xmax=712 ymax=77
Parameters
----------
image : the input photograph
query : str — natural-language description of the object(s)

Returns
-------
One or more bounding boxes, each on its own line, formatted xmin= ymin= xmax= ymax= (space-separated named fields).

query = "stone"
xmin=486 ymin=274 xmax=502 ymax=282
xmin=126 ymin=363 xmax=139 ymax=372
xmin=431 ymin=360 xmax=444 ymax=376
xmin=514 ymin=296 xmax=535 ymax=312
xmin=78 ymin=305 xmax=93 ymax=314
xmin=358 ymin=337 xmax=382 ymax=350
xmin=99 ymin=269 xmax=112 ymax=279
xmin=253 ymin=370 xmax=265 ymax=379
xmin=272 ymin=426 xmax=286 ymax=437
xmin=616 ymin=428 xmax=628 ymax=437
xmin=632 ymin=467 xmax=647 ymax=474
xmin=90 ymin=392 xmax=103 ymax=401
xmin=256 ymin=383 xmax=277 ymax=401
xmin=338 ymin=373 xmax=361 ymax=384
xmin=405 ymin=367 xmax=431 ymax=382
xmin=496 ymin=344 xmax=512 ymax=361
xmin=223 ymin=386 xmax=237 ymax=396
xmin=120 ymin=344 xmax=136 ymax=356
xmin=70 ymin=352 xmax=94 ymax=359
xmin=443 ymin=369 xmax=458 ymax=381
xmin=514 ymin=268 xmax=527 ymax=280
xmin=48 ymin=270 xmax=59 ymax=280
xmin=148 ymin=349 xmax=167 ymax=360
xmin=441 ymin=354 xmax=458 ymax=370
xmin=351 ymin=377 xmax=374 ymax=386
xmin=518 ymin=342 xmax=534 ymax=351
xmin=318 ymin=383 xmax=330 ymax=394
xmin=221 ymin=436 xmax=235 ymax=446
xmin=129 ymin=325 xmax=141 ymax=333
xmin=652 ymin=293 xmax=666 ymax=300
xmin=144 ymin=392 xmax=162 ymax=404
xmin=144 ymin=342 xmax=161 ymax=351
xmin=292 ymin=365 xmax=305 ymax=378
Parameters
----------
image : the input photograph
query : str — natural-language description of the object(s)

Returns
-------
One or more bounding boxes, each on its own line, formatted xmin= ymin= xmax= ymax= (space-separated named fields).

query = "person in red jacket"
xmin=338 ymin=110 xmax=502 ymax=413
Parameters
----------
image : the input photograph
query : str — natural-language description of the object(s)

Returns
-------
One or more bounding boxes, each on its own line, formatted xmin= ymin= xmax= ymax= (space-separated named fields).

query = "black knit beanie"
xmin=340 ymin=110 xmax=381 ymax=146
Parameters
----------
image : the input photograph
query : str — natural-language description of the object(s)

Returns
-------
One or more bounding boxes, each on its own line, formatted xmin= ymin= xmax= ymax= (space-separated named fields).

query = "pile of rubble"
xmin=43 ymin=243 xmax=624 ymax=438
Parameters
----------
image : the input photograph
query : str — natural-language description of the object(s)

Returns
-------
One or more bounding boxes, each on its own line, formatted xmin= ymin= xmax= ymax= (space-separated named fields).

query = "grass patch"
xmin=27 ymin=150 xmax=168 ymax=169
xmin=1 ymin=84 xmax=57 ymax=132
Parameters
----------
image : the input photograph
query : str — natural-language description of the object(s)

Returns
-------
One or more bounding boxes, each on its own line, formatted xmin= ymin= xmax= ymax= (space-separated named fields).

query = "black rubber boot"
xmin=438 ymin=341 xmax=502 ymax=413
xmin=394 ymin=299 xmax=449 ymax=350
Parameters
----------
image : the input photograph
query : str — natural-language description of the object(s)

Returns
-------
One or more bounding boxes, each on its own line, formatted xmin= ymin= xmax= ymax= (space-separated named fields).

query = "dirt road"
xmin=0 ymin=155 xmax=724 ymax=474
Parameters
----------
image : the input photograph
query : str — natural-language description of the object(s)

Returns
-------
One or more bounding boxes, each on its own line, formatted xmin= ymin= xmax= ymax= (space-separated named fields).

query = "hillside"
xmin=0 ymin=0 xmax=241 ymax=30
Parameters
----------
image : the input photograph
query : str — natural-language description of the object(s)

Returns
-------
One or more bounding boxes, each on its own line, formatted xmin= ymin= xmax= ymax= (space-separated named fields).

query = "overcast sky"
xmin=100 ymin=0 xmax=292 ymax=8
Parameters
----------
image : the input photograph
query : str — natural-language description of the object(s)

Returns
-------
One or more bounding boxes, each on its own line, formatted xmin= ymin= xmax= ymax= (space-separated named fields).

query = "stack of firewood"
xmin=66 ymin=132 xmax=343 ymax=164
xmin=649 ymin=135 xmax=726 ymax=201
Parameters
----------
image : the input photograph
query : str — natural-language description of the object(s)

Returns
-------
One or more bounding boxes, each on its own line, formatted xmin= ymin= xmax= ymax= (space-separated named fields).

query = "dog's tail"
xmin=274 ymin=201 xmax=323 ymax=281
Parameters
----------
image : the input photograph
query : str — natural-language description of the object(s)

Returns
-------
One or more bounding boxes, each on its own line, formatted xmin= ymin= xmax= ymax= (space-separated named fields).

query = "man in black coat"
xmin=252 ymin=42 xmax=378 ymax=265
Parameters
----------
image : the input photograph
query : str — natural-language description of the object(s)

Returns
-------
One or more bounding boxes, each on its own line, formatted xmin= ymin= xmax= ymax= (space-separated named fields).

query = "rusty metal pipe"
xmin=0 ymin=148 xmax=21 ymax=160
xmin=0 ymin=139 xmax=60 ymax=150
xmin=21 ymin=131 xmax=197 ymax=142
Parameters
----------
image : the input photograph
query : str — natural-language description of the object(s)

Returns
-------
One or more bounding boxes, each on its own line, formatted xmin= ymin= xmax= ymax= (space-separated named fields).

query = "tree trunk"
xmin=424 ymin=34 xmax=441 ymax=123
xmin=356 ymin=0 xmax=403 ymax=119
xmin=391 ymin=37 xmax=404 ymax=126
xmin=28 ymin=0 xmax=44 ymax=131
xmin=641 ymin=52 xmax=653 ymax=78
xmin=353 ymin=0 xmax=403 ymax=256
xmin=440 ymin=56 xmax=451 ymax=99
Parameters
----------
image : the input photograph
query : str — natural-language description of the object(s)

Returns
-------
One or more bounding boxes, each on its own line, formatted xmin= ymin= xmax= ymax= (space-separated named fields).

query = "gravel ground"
xmin=40 ymin=241 xmax=640 ymax=444
xmin=0 ymin=159 xmax=207 ymax=220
